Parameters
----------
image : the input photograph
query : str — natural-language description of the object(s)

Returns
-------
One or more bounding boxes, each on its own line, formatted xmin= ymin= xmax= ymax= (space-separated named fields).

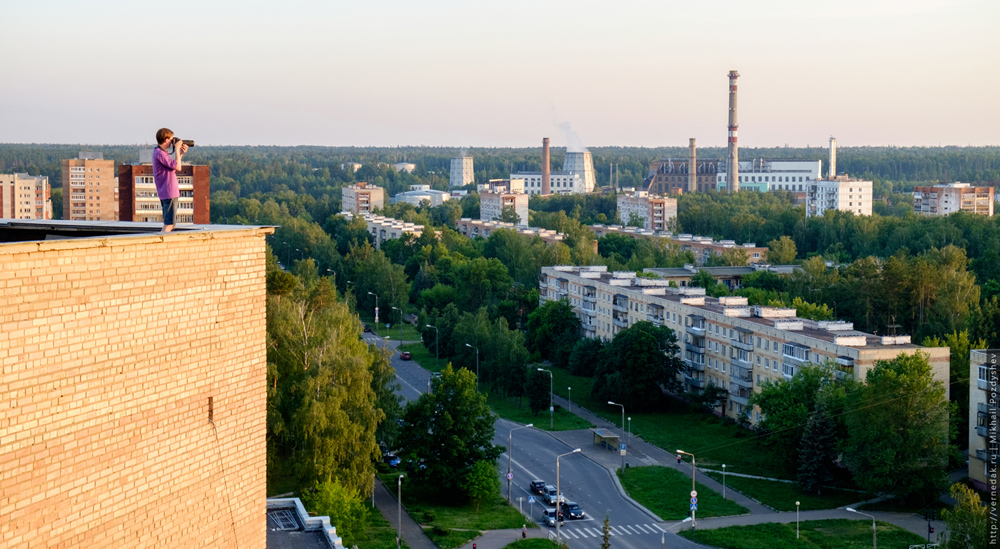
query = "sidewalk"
xmin=372 ymin=477 xmax=437 ymax=549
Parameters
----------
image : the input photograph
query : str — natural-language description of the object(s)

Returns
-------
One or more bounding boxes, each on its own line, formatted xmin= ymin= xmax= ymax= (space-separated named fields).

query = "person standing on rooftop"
xmin=152 ymin=127 xmax=188 ymax=232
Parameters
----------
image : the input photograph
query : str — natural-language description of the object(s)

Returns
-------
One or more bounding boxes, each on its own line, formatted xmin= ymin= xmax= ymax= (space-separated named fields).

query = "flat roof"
xmin=0 ymin=220 xmax=274 ymax=244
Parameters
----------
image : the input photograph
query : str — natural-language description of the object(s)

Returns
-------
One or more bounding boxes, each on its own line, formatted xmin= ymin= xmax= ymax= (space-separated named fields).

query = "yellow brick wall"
xmin=0 ymin=228 xmax=271 ymax=548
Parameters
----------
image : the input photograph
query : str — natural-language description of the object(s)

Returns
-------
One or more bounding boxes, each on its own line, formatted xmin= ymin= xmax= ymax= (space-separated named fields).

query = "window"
xmin=782 ymin=363 xmax=796 ymax=377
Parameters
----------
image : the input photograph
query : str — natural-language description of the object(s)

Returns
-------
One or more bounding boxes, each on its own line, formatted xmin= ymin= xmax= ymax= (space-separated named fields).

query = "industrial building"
xmin=616 ymin=188 xmax=677 ymax=231
xmin=590 ymin=225 xmax=768 ymax=266
xmin=0 ymin=173 xmax=52 ymax=220
xmin=340 ymin=211 xmax=429 ymax=249
xmin=450 ymin=156 xmax=474 ymax=188
xmin=392 ymin=184 xmax=451 ymax=207
xmin=393 ymin=162 xmax=416 ymax=174
xmin=341 ymin=182 xmax=385 ymax=215
xmin=914 ymin=183 xmax=994 ymax=217
xmin=969 ymin=349 xmax=998 ymax=492
xmin=479 ymin=179 xmax=529 ymax=226
xmin=118 ymin=150 xmax=210 ymax=225
xmin=0 ymin=219 xmax=272 ymax=547
xmin=539 ymin=265 xmax=950 ymax=422
xmin=62 ymin=152 xmax=118 ymax=221
xmin=511 ymin=138 xmax=597 ymax=195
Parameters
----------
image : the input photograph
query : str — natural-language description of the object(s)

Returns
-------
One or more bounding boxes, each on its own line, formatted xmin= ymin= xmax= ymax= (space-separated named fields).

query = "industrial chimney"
xmin=688 ymin=138 xmax=697 ymax=193
xmin=828 ymin=137 xmax=837 ymax=179
xmin=727 ymin=70 xmax=740 ymax=193
xmin=542 ymin=137 xmax=551 ymax=195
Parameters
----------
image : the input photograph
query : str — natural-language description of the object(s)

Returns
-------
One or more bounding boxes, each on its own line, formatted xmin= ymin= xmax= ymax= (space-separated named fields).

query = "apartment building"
xmin=62 ymin=152 xmax=118 ymax=221
xmin=0 ymin=173 xmax=52 ymax=220
xmin=342 ymin=182 xmax=385 ymax=215
xmin=0 ymin=219 xmax=272 ymax=547
xmin=539 ymin=265 xmax=949 ymax=422
xmin=914 ymin=183 xmax=994 ymax=217
xmin=340 ymin=211 xmax=429 ymax=249
xmin=479 ymin=179 xmax=529 ymax=226
xmin=806 ymin=176 xmax=873 ymax=217
xmin=969 ymin=349 xmax=998 ymax=492
xmin=118 ymin=151 xmax=210 ymax=224
xmin=616 ymin=188 xmax=677 ymax=231
xmin=590 ymin=224 xmax=767 ymax=266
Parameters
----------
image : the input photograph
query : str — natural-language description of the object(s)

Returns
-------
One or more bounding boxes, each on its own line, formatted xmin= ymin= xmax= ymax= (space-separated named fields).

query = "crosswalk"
xmin=551 ymin=523 xmax=666 ymax=539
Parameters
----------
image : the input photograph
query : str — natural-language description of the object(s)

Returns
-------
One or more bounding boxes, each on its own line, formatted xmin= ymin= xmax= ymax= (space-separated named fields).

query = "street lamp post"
xmin=368 ymin=292 xmax=378 ymax=326
xmin=846 ymin=507 xmax=876 ymax=549
xmin=426 ymin=324 xmax=439 ymax=370
xmin=796 ymin=500 xmax=800 ymax=539
xmin=465 ymin=343 xmax=479 ymax=389
xmin=537 ymin=368 xmax=553 ymax=429
xmin=567 ymin=387 xmax=572 ymax=411
xmin=397 ymin=475 xmax=404 ymax=549
xmin=556 ymin=449 xmax=582 ymax=546
xmin=676 ymin=449 xmax=697 ymax=528
xmin=608 ymin=401 xmax=625 ymax=469
xmin=507 ymin=423 xmax=533 ymax=502
xmin=392 ymin=306 xmax=403 ymax=346
xmin=722 ymin=464 xmax=726 ymax=498
xmin=627 ymin=416 xmax=632 ymax=447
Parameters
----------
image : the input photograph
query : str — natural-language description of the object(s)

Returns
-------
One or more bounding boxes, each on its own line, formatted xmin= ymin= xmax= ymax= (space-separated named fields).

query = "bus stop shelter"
xmin=592 ymin=429 xmax=620 ymax=451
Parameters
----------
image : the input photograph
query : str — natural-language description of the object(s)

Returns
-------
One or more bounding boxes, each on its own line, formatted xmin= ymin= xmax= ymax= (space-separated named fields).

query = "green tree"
xmin=601 ymin=513 xmax=611 ymax=549
xmin=370 ymin=348 xmax=403 ymax=450
xmin=922 ymin=330 xmax=986 ymax=451
xmin=300 ymin=479 xmax=370 ymax=545
xmin=568 ymin=337 xmax=606 ymax=377
xmin=396 ymin=365 xmax=501 ymax=494
xmin=591 ymin=321 xmax=684 ymax=411
xmin=526 ymin=300 xmax=582 ymax=368
xmin=940 ymin=482 xmax=989 ymax=549
xmin=499 ymin=205 xmax=521 ymax=225
xmin=752 ymin=365 xmax=837 ymax=471
xmin=461 ymin=460 xmax=501 ymax=511
xmin=767 ymin=235 xmax=798 ymax=264
xmin=797 ymin=401 xmax=836 ymax=494
xmin=841 ymin=352 xmax=950 ymax=501
xmin=526 ymin=369 xmax=550 ymax=416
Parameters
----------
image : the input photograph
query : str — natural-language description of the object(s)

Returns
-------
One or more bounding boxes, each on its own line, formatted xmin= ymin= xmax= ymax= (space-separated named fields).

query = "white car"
xmin=541 ymin=508 xmax=564 ymax=527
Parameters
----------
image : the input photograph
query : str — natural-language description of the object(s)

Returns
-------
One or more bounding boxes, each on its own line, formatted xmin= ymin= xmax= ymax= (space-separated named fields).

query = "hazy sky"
xmin=2 ymin=0 xmax=998 ymax=147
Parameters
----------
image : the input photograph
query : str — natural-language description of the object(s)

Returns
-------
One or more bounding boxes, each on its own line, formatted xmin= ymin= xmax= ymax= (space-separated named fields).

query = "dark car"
xmin=564 ymin=502 xmax=585 ymax=519
xmin=363 ymin=324 xmax=372 ymax=333
xmin=400 ymin=351 xmax=412 ymax=360
xmin=529 ymin=480 xmax=547 ymax=495
xmin=383 ymin=453 xmax=401 ymax=467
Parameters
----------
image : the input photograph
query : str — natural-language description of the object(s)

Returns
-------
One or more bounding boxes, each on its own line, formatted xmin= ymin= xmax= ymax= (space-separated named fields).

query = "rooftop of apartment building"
xmin=591 ymin=224 xmax=760 ymax=247
xmin=0 ymin=219 xmax=263 ymax=242
xmin=544 ymin=265 xmax=918 ymax=351
xmin=645 ymin=264 xmax=798 ymax=278
xmin=266 ymin=499 xmax=342 ymax=549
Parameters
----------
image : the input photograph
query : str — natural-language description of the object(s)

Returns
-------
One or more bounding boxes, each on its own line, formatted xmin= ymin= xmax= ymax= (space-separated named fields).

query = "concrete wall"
xmin=0 ymin=227 xmax=271 ymax=548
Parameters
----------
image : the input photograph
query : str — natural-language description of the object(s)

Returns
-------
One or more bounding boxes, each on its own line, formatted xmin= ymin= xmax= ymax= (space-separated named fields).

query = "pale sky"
xmin=1 ymin=0 xmax=998 ymax=148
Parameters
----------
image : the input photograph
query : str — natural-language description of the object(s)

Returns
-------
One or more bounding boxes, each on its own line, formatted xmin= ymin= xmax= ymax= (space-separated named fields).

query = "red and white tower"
xmin=727 ymin=70 xmax=740 ymax=193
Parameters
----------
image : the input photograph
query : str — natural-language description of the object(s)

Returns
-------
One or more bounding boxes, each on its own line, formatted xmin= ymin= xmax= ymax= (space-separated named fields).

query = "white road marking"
xmin=625 ymin=525 xmax=641 ymax=534
xmin=650 ymin=523 xmax=667 ymax=533
xmin=611 ymin=526 xmax=628 ymax=535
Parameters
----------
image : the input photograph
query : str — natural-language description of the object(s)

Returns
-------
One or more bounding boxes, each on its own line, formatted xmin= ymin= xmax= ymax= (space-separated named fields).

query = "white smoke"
xmin=557 ymin=122 xmax=587 ymax=153
xmin=459 ymin=147 xmax=468 ymax=157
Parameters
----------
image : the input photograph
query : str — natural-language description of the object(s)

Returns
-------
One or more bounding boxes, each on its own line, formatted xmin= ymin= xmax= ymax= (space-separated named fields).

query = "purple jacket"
xmin=152 ymin=147 xmax=180 ymax=200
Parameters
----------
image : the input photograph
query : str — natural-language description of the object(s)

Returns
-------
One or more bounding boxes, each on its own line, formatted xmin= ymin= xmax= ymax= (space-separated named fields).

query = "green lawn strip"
xmin=548 ymin=366 xmax=790 ymax=479
xmin=703 ymin=472 xmax=866 ymax=511
xmin=502 ymin=540 xmax=561 ymax=549
xmin=405 ymin=496 xmax=526 ymax=531
xmin=487 ymin=392 xmax=594 ymax=431
xmin=857 ymin=498 xmax=949 ymax=514
xmin=351 ymin=503 xmax=411 ymax=549
xmin=618 ymin=466 xmax=748 ymax=520
xmin=397 ymin=343 xmax=443 ymax=372
xmin=358 ymin=312 xmax=424 ymax=342
xmin=679 ymin=519 xmax=925 ymax=549
xmin=424 ymin=527 xmax=480 ymax=549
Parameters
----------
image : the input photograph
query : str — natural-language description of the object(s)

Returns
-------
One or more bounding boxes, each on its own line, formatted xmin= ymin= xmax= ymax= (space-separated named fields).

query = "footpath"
xmin=372 ymin=477 xmax=437 ymax=549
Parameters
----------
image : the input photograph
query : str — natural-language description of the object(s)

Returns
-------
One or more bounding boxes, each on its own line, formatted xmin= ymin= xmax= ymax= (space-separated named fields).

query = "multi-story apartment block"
xmin=616 ymin=188 xmax=677 ymax=231
xmin=539 ymin=265 xmax=949 ymax=422
xmin=479 ymin=179 xmax=529 ymax=226
xmin=969 ymin=349 xmax=998 ymax=492
xmin=806 ymin=176 xmax=873 ymax=217
xmin=591 ymin=225 xmax=767 ymax=266
xmin=450 ymin=156 xmax=474 ymax=188
xmin=914 ymin=183 xmax=994 ymax=217
xmin=0 ymin=219 xmax=272 ymax=547
xmin=392 ymin=184 xmax=451 ymax=207
xmin=62 ymin=152 xmax=118 ymax=221
xmin=118 ymin=151 xmax=210 ymax=224
xmin=0 ymin=173 xmax=52 ymax=220
xmin=340 ymin=211 xmax=430 ymax=250
xmin=342 ymin=182 xmax=385 ymax=215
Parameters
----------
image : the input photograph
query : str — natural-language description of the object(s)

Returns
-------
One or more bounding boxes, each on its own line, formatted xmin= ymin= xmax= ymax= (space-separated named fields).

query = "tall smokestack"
xmin=688 ymin=138 xmax=697 ymax=193
xmin=828 ymin=137 xmax=837 ymax=179
xmin=542 ymin=137 xmax=550 ymax=195
xmin=727 ymin=70 xmax=740 ymax=193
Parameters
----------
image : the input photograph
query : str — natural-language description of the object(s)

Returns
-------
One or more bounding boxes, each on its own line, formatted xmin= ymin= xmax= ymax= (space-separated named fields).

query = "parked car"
xmin=383 ymin=453 xmax=401 ymax=468
xmin=400 ymin=351 xmax=412 ymax=360
xmin=540 ymin=508 xmax=564 ymax=527
xmin=564 ymin=502 xmax=585 ymax=519
xmin=529 ymin=480 xmax=547 ymax=495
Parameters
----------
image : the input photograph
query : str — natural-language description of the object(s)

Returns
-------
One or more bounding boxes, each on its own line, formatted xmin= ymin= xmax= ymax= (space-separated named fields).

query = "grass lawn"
xmin=679 ymin=519 xmax=925 ymax=549
xmin=398 ymin=342 xmax=445 ymax=372
xmin=424 ymin=527 xmax=479 ymax=549
xmin=703 ymin=472 xmax=866 ymax=511
xmin=502 ymin=540 xmax=561 ymax=549
xmin=487 ymin=393 xmax=594 ymax=431
xmin=618 ymin=466 xmax=748 ymax=520
xmin=548 ymin=366 xmax=791 ymax=479
xmin=266 ymin=457 xmax=300 ymax=497
xmin=352 ymin=503 xmax=411 ymax=549
xmin=358 ymin=312 xmax=424 ymax=342
xmin=858 ymin=498 xmax=949 ymax=515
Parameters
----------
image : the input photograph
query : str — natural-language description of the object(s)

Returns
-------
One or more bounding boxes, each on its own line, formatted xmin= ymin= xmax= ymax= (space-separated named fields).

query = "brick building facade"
xmin=0 ymin=221 xmax=271 ymax=548
xmin=118 ymin=162 xmax=211 ymax=224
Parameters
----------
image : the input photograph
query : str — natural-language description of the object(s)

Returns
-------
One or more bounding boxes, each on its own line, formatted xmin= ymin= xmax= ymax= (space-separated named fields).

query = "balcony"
xmin=581 ymin=302 xmax=596 ymax=313
xmin=612 ymin=297 xmax=628 ymax=313
xmin=731 ymin=338 xmax=754 ymax=352
xmin=979 ymin=378 xmax=991 ymax=391
xmin=729 ymin=392 xmax=749 ymax=406
xmin=685 ymin=342 xmax=705 ymax=354
xmin=976 ymin=449 xmax=989 ymax=461
xmin=732 ymin=355 xmax=753 ymax=368
xmin=685 ymin=375 xmax=704 ymax=389
xmin=731 ymin=375 xmax=754 ymax=389
xmin=582 ymin=292 xmax=596 ymax=303
xmin=978 ymin=426 xmax=990 ymax=438
xmin=647 ymin=314 xmax=664 ymax=326
xmin=613 ymin=317 xmax=628 ymax=328
xmin=583 ymin=324 xmax=596 ymax=334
